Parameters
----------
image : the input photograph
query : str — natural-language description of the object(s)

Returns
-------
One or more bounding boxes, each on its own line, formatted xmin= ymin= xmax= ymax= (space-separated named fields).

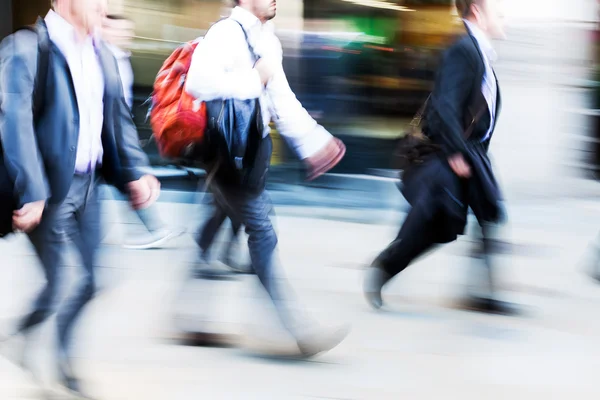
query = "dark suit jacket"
xmin=402 ymin=25 xmax=504 ymax=243
xmin=0 ymin=19 xmax=149 ymax=210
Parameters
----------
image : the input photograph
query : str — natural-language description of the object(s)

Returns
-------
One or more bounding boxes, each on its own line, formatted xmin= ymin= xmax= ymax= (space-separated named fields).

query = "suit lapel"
xmin=95 ymin=42 xmax=120 ymax=112
xmin=491 ymin=68 xmax=501 ymax=134
xmin=465 ymin=22 xmax=502 ymax=138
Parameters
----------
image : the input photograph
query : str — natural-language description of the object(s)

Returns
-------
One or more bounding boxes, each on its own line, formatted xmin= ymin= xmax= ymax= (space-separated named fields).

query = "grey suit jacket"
xmin=0 ymin=19 xmax=149 ymax=207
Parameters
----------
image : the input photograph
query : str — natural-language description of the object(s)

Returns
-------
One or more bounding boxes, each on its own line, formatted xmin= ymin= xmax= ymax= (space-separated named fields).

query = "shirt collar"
xmin=45 ymin=10 xmax=101 ymax=51
xmin=230 ymin=6 xmax=261 ymax=31
xmin=229 ymin=6 xmax=275 ymax=33
xmin=463 ymin=19 xmax=497 ymax=63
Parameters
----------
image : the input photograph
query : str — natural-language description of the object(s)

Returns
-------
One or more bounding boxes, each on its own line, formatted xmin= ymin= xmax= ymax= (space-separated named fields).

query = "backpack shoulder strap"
xmin=228 ymin=19 xmax=258 ymax=62
xmin=16 ymin=17 xmax=50 ymax=121
xmin=207 ymin=17 xmax=259 ymax=63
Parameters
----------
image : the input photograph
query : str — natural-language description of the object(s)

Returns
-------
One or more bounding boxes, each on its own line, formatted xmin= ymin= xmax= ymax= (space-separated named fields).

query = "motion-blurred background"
xmin=3 ymin=0 xmax=599 ymax=194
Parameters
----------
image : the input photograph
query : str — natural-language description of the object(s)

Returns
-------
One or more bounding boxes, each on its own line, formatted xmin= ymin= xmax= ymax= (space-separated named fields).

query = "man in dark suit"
xmin=0 ymin=0 xmax=159 ymax=395
xmin=364 ymin=0 xmax=512 ymax=313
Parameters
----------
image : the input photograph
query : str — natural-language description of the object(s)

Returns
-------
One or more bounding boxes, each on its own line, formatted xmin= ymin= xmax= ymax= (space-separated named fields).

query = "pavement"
xmin=1 ymin=194 xmax=600 ymax=399
xmin=3 ymin=11 xmax=600 ymax=399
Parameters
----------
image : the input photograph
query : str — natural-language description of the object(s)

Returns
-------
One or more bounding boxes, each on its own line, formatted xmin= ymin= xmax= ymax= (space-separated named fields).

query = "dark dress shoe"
xmin=363 ymin=265 xmax=392 ymax=310
xmin=463 ymin=297 xmax=519 ymax=316
xmin=176 ymin=331 xmax=238 ymax=348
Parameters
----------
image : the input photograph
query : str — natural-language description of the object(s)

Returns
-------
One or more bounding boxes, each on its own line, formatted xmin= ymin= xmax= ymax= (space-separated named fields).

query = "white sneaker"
xmin=296 ymin=324 xmax=351 ymax=358
xmin=123 ymin=228 xmax=185 ymax=250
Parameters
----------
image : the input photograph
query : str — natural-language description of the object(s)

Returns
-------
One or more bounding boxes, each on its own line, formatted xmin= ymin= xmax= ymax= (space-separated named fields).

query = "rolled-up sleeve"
xmin=268 ymin=65 xmax=332 ymax=160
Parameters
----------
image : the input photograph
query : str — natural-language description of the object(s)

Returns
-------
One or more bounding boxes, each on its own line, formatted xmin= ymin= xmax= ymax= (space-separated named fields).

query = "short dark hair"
xmin=106 ymin=14 xmax=129 ymax=21
xmin=455 ymin=0 xmax=484 ymax=18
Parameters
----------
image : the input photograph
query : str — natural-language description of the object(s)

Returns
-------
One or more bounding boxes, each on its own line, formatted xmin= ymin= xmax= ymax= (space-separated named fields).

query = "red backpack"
xmin=149 ymin=39 xmax=206 ymax=159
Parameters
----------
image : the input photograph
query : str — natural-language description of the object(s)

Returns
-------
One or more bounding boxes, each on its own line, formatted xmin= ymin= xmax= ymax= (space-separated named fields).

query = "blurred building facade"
xmin=2 ymin=0 xmax=599 ymax=181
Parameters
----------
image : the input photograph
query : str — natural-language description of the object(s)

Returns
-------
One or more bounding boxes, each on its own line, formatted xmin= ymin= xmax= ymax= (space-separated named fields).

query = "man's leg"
xmin=197 ymin=202 xmax=228 ymax=260
xmin=465 ymin=208 xmax=517 ymax=314
xmin=55 ymin=175 xmax=101 ymax=391
xmin=123 ymin=203 xmax=184 ymax=250
xmin=213 ymin=185 xmax=347 ymax=356
xmin=18 ymin=218 xmax=63 ymax=335
xmin=0 ymin=182 xmax=81 ymax=375
xmin=0 ymin=206 xmax=64 ymax=370
xmin=364 ymin=203 xmax=439 ymax=309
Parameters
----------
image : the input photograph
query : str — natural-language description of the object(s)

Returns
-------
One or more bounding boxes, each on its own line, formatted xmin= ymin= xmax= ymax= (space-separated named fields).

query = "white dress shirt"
xmin=185 ymin=6 xmax=332 ymax=160
xmin=463 ymin=19 xmax=498 ymax=142
xmin=45 ymin=10 xmax=105 ymax=173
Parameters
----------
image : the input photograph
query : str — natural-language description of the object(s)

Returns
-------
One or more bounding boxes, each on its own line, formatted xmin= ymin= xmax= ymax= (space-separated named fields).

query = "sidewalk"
xmin=1 ymin=197 xmax=600 ymax=399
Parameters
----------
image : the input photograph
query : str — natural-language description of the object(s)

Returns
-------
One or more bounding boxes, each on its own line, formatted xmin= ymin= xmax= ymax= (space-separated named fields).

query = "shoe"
xmin=218 ymin=250 xmax=253 ymax=275
xmin=0 ymin=333 xmax=27 ymax=369
xmin=52 ymin=376 xmax=95 ymax=400
xmin=175 ymin=331 xmax=238 ymax=348
xmin=218 ymin=259 xmax=253 ymax=275
xmin=296 ymin=324 xmax=351 ymax=358
xmin=123 ymin=227 xmax=185 ymax=250
xmin=190 ymin=259 xmax=239 ymax=281
xmin=462 ymin=297 xmax=519 ymax=316
xmin=363 ymin=264 xmax=392 ymax=310
xmin=305 ymin=137 xmax=346 ymax=181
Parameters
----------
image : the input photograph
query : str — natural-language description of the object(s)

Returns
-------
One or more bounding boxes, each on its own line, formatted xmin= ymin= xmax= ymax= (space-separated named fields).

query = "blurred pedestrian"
xmin=184 ymin=0 xmax=349 ymax=356
xmin=102 ymin=14 xmax=184 ymax=250
xmin=197 ymin=199 xmax=251 ymax=274
xmin=0 ymin=0 xmax=159 ymax=396
xmin=365 ymin=0 xmax=516 ymax=314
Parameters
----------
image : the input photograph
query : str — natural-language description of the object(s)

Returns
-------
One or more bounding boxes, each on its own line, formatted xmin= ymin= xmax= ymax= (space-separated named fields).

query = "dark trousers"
xmin=197 ymin=199 xmax=243 ymax=259
xmin=377 ymin=202 xmax=502 ymax=298
xmin=20 ymin=174 xmax=100 ymax=369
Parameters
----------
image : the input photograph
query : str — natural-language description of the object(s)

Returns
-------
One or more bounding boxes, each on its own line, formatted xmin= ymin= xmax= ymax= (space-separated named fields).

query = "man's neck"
xmin=237 ymin=5 xmax=266 ymax=24
xmin=52 ymin=8 xmax=88 ymax=42
xmin=464 ymin=17 xmax=490 ymax=40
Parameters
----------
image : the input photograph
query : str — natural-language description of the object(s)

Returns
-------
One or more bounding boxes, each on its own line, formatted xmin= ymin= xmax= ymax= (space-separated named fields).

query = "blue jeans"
xmin=207 ymin=182 xmax=308 ymax=338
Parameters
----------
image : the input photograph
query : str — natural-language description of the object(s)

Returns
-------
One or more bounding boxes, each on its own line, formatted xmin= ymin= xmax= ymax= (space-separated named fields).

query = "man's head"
xmin=52 ymin=0 xmax=108 ymax=36
xmin=235 ymin=0 xmax=277 ymax=23
xmin=456 ymin=0 xmax=505 ymax=39
xmin=102 ymin=14 xmax=134 ymax=48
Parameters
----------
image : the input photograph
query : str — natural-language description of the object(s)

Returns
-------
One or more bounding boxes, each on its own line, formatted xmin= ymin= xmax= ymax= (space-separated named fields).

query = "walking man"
xmin=0 ymin=0 xmax=159 ymax=396
xmin=184 ymin=0 xmax=349 ymax=356
xmin=364 ymin=0 xmax=515 ymax=314
xmin=102 ymin=14 xmax=183 ymax=250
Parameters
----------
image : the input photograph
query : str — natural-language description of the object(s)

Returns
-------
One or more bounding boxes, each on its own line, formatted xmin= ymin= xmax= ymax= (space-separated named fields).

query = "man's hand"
xmin=448 ymin=153 xmax=471 ymax=178
xmin=127 ymin=175 xmax=161 ymax=210
xmin=305 ymin=137 xmax=346 ymax=181
xmin=12 ymin=200 xmax=45 ymax=233
xmin=255 ymin=59 xmax=276 ymax=86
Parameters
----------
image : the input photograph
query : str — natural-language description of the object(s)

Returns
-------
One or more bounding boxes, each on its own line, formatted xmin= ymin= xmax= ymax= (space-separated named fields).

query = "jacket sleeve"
xmin=0 ymin=32 xmax=50 ymax=206
xmin=185 ymin=20 xmax=263 ymax=101
xmin=428 ymin=44 xmax=476 ymax=156
xmin=108 ymin=52 xmax=150 ymax=183
xmin=268 ymin=65 xmax=332 ymax=160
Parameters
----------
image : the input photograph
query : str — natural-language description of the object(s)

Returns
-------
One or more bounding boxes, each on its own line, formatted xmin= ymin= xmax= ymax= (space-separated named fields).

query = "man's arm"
xmin=429 ymin=44 xmax=476 ymax=157
xmin=185 ymin=21 xmax=264 ymax=101
xmin=0 ymin=32 xmax=49 ymax=207
xmin=105 ymin=49 xmax=160 ymax=209
xmin=267 ymin=65 xmax=332 ymax=160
